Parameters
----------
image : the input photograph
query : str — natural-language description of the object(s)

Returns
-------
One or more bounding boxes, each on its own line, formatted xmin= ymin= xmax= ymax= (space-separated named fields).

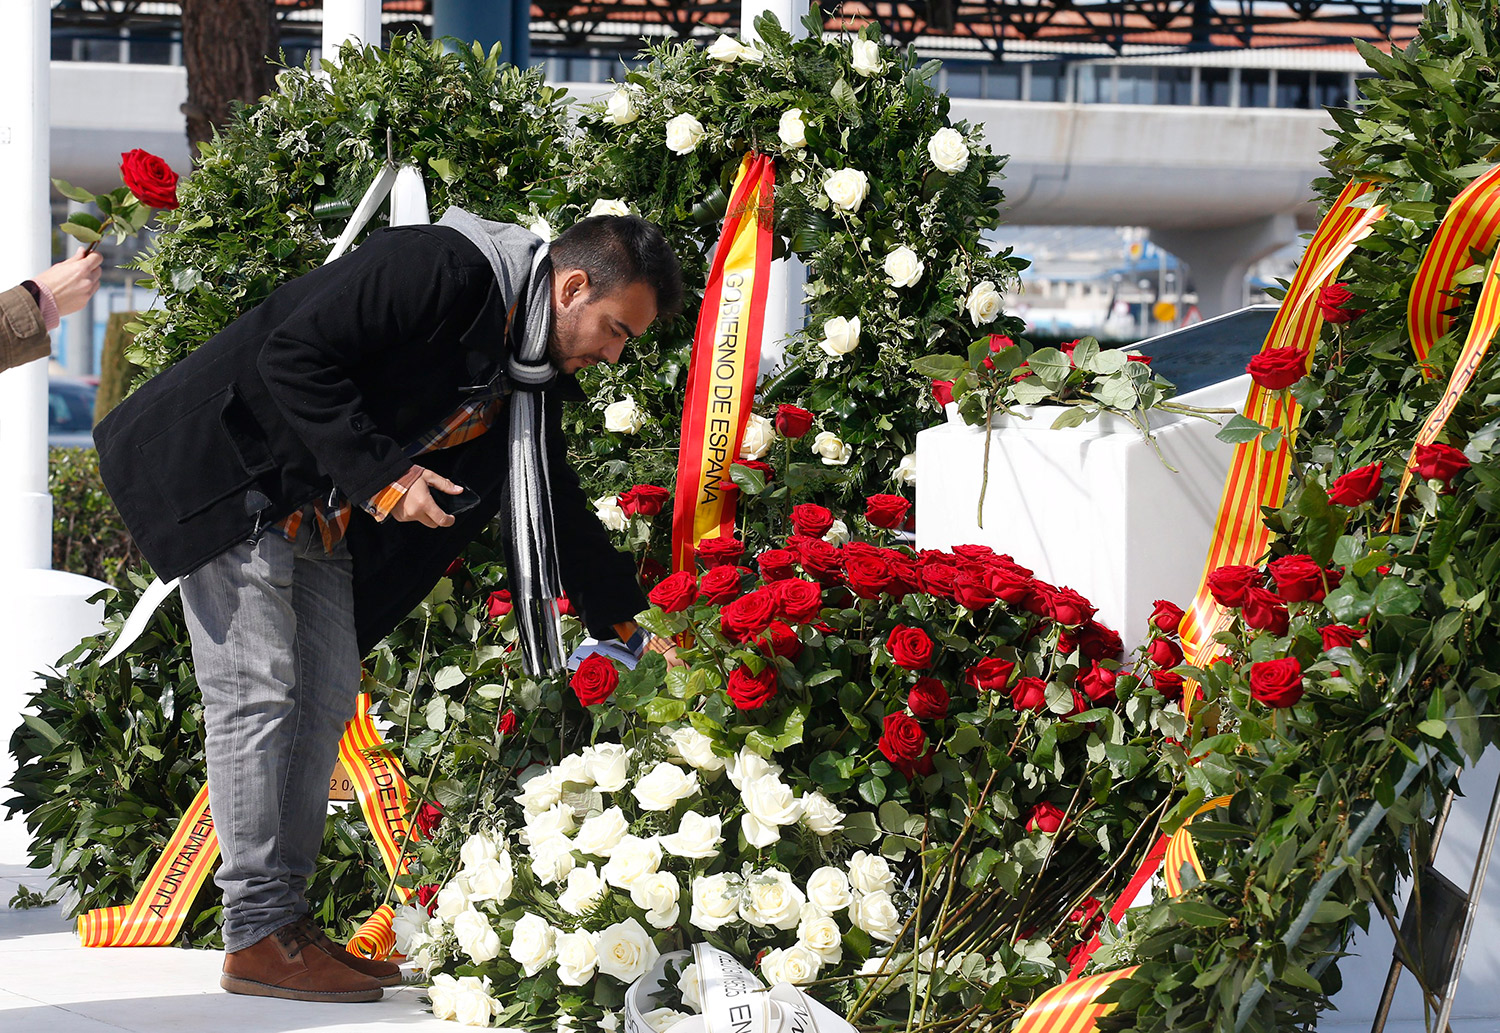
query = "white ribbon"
xmin=98 ymin=574 xmax=181 ymax=665
xmin=623 ymin=945 xmax=855 ymax=1033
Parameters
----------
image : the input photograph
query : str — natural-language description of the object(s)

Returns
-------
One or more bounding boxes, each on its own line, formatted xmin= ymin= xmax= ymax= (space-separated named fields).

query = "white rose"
xmin=605 ymin=86 xmax=640 ymax=126
xmin=741 ymin=775 xmax=805 ymax=848
xmin=509 ymin=913 xmax=558 ymax=977
xmin=555 ymin=752 xmax=593 ymax=787
xmin=463 ymin=853 xmax=514 ymax=902
xmin=460 ymin=832 xmax=499 ymax=868
xmin=812 ymin=430 xmax=853 ymax=466
xmin=822 ymin=519 xmax=850 ymax=546
xmin=896 ymin=452 xmax=918 ymax=486
xmin=848 ymin=850 xmax=896 ymax=894
xmin=392 ymin=904 xmax=426 ymax=955
xmin=679 ymin=961 xmax=703 ymax=1012
xmin=589 ymin=198 xmax=631 ymax=218
xmin=706 ymin=34 xmax=746 ymax=62
xmin=927 ymin=127 xmax=971 ymax=174
xmin=800 ymin=791 xmax=846 ymax=836
xmin=761 ymin=944 xmax=822 ymax=986
xmin=630 ymin=871 xmax=682 ymax=929
xmin=667 ymin=725 xmax=727 ymax=774
xmin=600 ymin=1012 xmax=620 ymax=1032
xmin=429 ymin=972 xmax=460 ymax=1021
xmin=823 ymin=167 xmax=870 ymax=212
xmin=851 ymin=890 xmax=901 ymax=942
xmin=524 ymin=802 xmax=577 ymax=845
xmin=517 ymin=768 xmax=564 ymax=813
xmin=528 ymin=835 xmax=578 ymax=886
xmin=778 ymin=108 xmax=808 ymax=149
xmin=659 ymin=810 xmax=725 ymax=859
xmin=739 ymin=412 xmax=777 ymax=460
xmin=574 ymin=806 xmax=631 ymax=856
xmin=665 ymin=113 xmax=706 ymax=155
xmin=726 ymin=746 xmax=783 ymax=790
xmin=641 ymin=1009 xmax=692 ymax=1033
xmin=851 ymin=38 xmax=885 ymax=77
xmin=740 ymin=44 xmax=765 ymax=63
xmin=453 ymin=908 xmax=502 ymax=964
xmin=555 ymin=929 xmax=599 ymax=985
xmin=818 ymin=315 xmax=861 ymax=357
xmin=602 ymin=833 xmax=662 ymax=890
xmin=408 ymin=933 xmax=437 ymax=974
xmin=690 ymin=872 xmax=743 ymax=932
xmin=581 ymin=743 xmax=633 ymax=791
xmin=557 ymin=862 xmax=607 ymax=916
xmin=965 ymin=279 xmax=1002 ymax=326
xmin=595 ymin=917 xmax=660 ymax=983
xmin=603 ymin=396 xmax=645 ymax=433
xmin=806 ymin=866 xmax=854 ymax=912
xmin=884 ymin=245 xmax=924 ymax=288
xmin=528 ymin=215 xmax=555 ymax=241
xmin=797 ymin=909 xmax=844 ymax=966
xmin=453 ymin=978 xmax=497 ymax=1027
xmin=434 ymin=880 xmax=469 ymax=921
xmin=632 ymin=762 xmax=700 ymax=812
xmin=740 ymin=869 xmax=805 ymax=930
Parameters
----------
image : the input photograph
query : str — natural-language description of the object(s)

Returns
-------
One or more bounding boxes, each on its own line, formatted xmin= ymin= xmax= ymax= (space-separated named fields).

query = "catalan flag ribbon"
xmin=671 ymin=153 xmax=776 ymax=572
xmin=1012 ymin=967 xmax=1141 ymax=1033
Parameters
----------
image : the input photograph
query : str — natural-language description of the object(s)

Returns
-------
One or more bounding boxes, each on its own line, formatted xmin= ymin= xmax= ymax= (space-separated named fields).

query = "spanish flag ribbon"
xmin=671 ymin=153 xmax=776 ymax=572
xmin=1179 ymin=180 xmax=1386 ymax=667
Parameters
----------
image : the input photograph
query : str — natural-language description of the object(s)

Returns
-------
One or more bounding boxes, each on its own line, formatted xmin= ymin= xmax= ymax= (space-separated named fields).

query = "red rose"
xmin=639 ymin=557 xmax=667 ymax=588
xmin=486 ymin=590 xmax=513 ymax=618
xmin=990 ymin=334 xmax=1016 ymax=353
xmin=726 ymin=664 xmax=778 ymax=710
xmin=698 ymin=565 xmax=749 ymax=603
xmin=791 ymin=504 xmax=835 ymax=539
xmin=966 ymin=657 xmax=1016 ymax=693
xmin=1078 ymin=662 xmax=1118 ymax=703
xmin=907 ymin=677 xmax=950 ymax=719
xmin=648 ymin=571 xmax=699 ymax=613
xmin=413 ymin=802 xmax=444 ymax=837
xmin=755 ymin=620 xmax=803 ymax=661
xmin=1010 ymin=675 xmax=1049 ymax=712
xmin=497 ymin=709 xmax=518 ymax=736
xmin=757 ymin=548 xmax=799 ymax=582
xmin=1024 ymin=581 xmax=1055 ymax=616
xmin=773 ymin=578 xmax=824 ymax=623
xmin=1128 ymin=354 xmax=1152 ymax=364
xmin=1246 ymin=346 xmax=1309 ymax=391
xmin=721 ymin=588 xmax=778 ymax=641
xmin=571 ymin=654 xmax=619 ymax=706
xmin=1328 ymin=461 xmax=1383 ymax=506
xmin=733 ymin=459 xmax=775 ymax=483
xmin=1026 ymin=802 xmax=1066 ymax=834
xmin=952 ymin=574 xmax=998 ymax=611
xmin=1147 ymin=638 xmax=1183 ymax=669
xmin=1207 ymin=565 xmax=1261 ymax=607
xmin=865 ymin=494 xmax=911 ymax=530
xmin=1413 ymin=443 xmax=1470 ymax=487
xmin=1047 ymin=587 xmax=1096 ymax=627
xmin=953 ymin=544 xmax=998 ymax=563
xmin=774 ymin=404 xmax=815 ymax=438
xmin=1267 ymin=554 xmax=1338 ymax=603
xmin=119 ymin=148 xmax=180 ymax=209
xmin=445 ymin=557 xmax=466 ymax=578
xmin=931 ymin=380 xmax=955 ymax=406
xmin=1150 ymin=600 xmax=1185 ymax=635
xmin=1249 ymin=657 xmax=1305 ymax=708
xmin=921 ymin=562 xmax=958 ymax=600
xmin=696 ymin=536 xmax=746 ymax=568
xmin=618 ymin=484 xmax=670 ymax=517
xmin=1317 ymin=283 xmax=1365 ymax=324
xmin=878 ymin=711 xmax=928 ymax=765
xmin=1153 ymin=670 xmax=1185 ymax=701
xmin=787 ymin=535 xmax=843 ymax=582
xmin=886 ymin=624 xmax=935 ymax=669
xmin=844 ymin=550 xmax=895 ymax=600
xmin=1321 ymin=623 xmax=1363 ymax=650
xmin=986 ymin=567 xmax=1034 ymax=607
xmin=1241 ymin=586 xmax=1290 ymax=635
xmin=557 ymin=595 xmax=576 ymax=617
xmin=417 ymin=883 xmax=441 ymax=914
xmin=1078 ymin=621 xmax=1123 ymax=662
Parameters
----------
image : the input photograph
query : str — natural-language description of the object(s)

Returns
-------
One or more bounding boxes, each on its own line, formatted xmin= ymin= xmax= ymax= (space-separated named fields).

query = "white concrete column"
xmin=1151 ymin=214 xmax=1298 ymax=319
xmin=62 ymin=200 xmax=96 ymax=378
xmin=321 ymin=0 xmax=383 ymax=65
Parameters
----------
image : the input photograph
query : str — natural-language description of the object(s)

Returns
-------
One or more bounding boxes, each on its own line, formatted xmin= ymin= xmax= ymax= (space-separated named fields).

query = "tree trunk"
xmin=180 ymin=0 xmax=278 ymax=155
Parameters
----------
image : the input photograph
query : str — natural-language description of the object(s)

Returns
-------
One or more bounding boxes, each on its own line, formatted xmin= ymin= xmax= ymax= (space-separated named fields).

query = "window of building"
xmin=944 ymin=62 xmax=984 ymax=98
xmin=1240 ymin=68 xmax=1271 ymax=108
xmin=1075 ymin=65 xmax=1112 ymax=103
xmin=1276 ymin=70 xmax=1313 ymax=109
xmin=128 ymin=34 xmax=175 ymax=65
xmin=77 ymin=35 xmax=123 ymax=63
xmin=1157 ymin=66 xmax=1193 ymax=105
xmin=1028 ymin=62 xmax=1067 ymax=102
xmin=1116 ymin=66 xmax=1155 ymax=105
xmin=1312 ymin=71 xmax=1349 ymax=109
xmin=989 ymin=64 xmax=1022 ymax=101
xmin=1200 ymin=67 xmax=1232 ymax=106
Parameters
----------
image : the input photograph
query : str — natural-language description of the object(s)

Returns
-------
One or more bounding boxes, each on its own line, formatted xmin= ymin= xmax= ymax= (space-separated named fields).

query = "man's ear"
xmin=556 ymin=268 xmax=590 ymax=309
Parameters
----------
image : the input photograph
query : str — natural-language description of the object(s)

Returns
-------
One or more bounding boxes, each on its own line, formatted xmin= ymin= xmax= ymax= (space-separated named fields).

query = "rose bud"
xmin=1147 ymin=638 xmax=1183 ymax=669
xmin=1025 ymin=802 xmax=1066 ymax=834
xmin=1246 ymin=346 xmax=1310 ymax=391
xmin=774 ymin=403 xmax=815 ymax=439
xmin=1150 ymin=599 xmax=1185 ymax=635
xmin=1317 ymin=282 xmax=1365 ymax=324
xmin=1328 ymin=461 xmax=1383 ymax=506
xmin=865 ymin=494 xmax=912 ymax=530
xmin=1412 ymin=443 xmax=1470 ymax=489
xmin=1249 ymin=656 xmax=1305 ymax=708
xmin=570 ymin=654 xmax=619 ymax=706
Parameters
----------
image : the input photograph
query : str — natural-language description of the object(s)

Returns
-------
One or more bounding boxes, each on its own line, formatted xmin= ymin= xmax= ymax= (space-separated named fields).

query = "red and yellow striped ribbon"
xmin=1160 ymin=795 xmax=1232 ymax=899
xmin=1179 ymin=180 xmax=1386 ymax=667
xmin=77 ymin=783 xmax=219 ymax=947
xmin=1013 ymin=967 xmax=1140 ymax=1033
xmin=348 ymin=903 xmax=399 ymax=960
xmin=1407 ymin=162 xmax=1500 ymax=366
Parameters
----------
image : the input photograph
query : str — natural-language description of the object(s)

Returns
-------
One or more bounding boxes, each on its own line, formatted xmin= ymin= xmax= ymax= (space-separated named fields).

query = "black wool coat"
xmin=95 ymin=225 xmax=647 ymax=654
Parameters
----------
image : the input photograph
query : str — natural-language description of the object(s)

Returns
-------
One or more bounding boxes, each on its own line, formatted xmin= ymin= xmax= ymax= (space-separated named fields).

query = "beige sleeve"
xmin=0 ymin=284 xmax=50 ymax=373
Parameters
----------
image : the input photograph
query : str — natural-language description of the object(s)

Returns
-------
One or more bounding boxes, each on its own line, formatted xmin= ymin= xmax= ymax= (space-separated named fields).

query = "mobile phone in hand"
xmin=435 ymin=485 xmax=481 ymax=516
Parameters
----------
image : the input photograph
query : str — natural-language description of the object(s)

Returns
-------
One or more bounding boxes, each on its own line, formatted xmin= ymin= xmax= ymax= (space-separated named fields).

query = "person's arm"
xmin=255 ymin=230 xmax=487 ymax=505
xmin=0 ymin=283 xmax=49 ymax=372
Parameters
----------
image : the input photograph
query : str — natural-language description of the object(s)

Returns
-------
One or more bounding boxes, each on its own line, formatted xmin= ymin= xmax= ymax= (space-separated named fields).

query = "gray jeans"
xmin=180 ymin=518 xmax=359 ymax=952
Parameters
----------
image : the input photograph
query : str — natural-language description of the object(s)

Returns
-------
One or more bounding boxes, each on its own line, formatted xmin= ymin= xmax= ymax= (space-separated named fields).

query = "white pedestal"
xmin=915 ymin=376 xmax=1249 ymax=651
xmin=0 ymin=568 xmax=109 ymax=865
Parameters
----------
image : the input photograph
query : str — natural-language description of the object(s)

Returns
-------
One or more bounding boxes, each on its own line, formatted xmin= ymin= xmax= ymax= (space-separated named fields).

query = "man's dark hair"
xmin=550 ymin=215 xmax=684 ymax=317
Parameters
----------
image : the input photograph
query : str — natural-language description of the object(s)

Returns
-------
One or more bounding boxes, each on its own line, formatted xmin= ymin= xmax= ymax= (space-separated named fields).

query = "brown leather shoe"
xmin=221 ymin=921 xmax=385 ymax=1002
xmin=292 ymin=916 xmax=404 ymax=987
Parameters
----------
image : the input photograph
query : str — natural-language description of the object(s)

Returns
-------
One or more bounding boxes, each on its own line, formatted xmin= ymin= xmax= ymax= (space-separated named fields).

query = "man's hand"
xmin=643 ymin=635 xmax=685 ymax=669
xmin=391 ymin=466 xmax=464 ymax=528
xmin=34 ymin=248 xmax=103 ymax=317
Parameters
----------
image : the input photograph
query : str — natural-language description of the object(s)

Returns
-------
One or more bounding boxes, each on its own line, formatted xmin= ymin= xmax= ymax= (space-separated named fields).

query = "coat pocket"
xmin=138 ymin=385 xmax=278 ymax=523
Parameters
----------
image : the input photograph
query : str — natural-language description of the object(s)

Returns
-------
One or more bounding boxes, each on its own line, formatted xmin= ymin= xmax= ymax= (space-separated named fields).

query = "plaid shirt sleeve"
xmin=362 ymin=465 xmax=424 ymax=522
